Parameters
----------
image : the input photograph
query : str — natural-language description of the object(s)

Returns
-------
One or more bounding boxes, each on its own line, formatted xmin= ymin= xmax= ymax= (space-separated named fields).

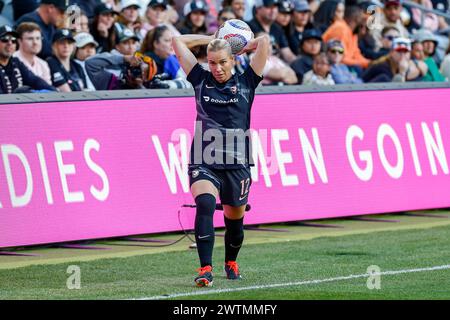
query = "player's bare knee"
xmin=191 ymin=180 xmax=219 ymax=199
xmin=223 ymin=205 xmax=246 ymax=220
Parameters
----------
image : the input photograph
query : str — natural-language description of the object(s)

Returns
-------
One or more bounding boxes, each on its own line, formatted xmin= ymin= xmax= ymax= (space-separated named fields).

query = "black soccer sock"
xmin=194 ymin=193 xmax=216 ymax=267
xmin=224 ymin=216 xmax=244 ymax=262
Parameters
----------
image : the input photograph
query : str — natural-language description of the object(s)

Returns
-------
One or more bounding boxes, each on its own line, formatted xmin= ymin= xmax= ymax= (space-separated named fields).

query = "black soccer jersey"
xmin=186 ymin=63 xmax=263 ymax=170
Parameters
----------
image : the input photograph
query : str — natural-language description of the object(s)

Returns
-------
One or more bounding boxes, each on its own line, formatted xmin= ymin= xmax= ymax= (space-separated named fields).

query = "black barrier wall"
xmin=0 ymin=82 xmax=449 ymax=105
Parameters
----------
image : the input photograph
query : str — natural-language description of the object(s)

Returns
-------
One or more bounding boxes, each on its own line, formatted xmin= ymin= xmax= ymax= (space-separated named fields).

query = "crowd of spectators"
xmin=0 ymin=0 xmax=450 ymax=94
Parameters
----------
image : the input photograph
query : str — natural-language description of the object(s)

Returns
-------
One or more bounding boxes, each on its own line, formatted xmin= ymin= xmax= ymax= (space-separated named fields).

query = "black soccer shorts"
xmin=188 ymin=165 xmax=252 ymax=207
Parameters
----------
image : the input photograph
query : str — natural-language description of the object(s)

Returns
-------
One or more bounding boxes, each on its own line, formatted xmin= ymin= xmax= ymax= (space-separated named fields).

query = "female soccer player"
xmin=172 ymin=32 xmax=269 ymax=287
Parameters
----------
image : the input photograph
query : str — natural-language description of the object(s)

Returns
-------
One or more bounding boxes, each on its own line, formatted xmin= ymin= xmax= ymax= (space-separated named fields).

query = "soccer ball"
xmin=216 ymin=19 xmax=254 ymax=55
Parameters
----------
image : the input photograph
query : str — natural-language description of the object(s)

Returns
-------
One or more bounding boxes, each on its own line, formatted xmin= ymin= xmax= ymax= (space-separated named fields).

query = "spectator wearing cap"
xmin=371 ymin=0 xmax=409 ymax=51
xmin=117 ymin=0 xmax=143 ymax=38
xmin=362 ymin=37 xmax=421 ymax=82
xmin=74 ymin=32 xmax=99 ymax=91
xmin=140 ymin=0 xmax=181 ymax=38
xmin=15 ymin=0 xmax=70 ymax=59
xmin=313 ymin=0 xmax=344 ymax=33
xmin=286 ymin=0 xmax=314 ymax=55
xmin=222 ymin=0 xmax=246 ymax=20
xmin=326 ymin=39 xmax=362 ymax=84
xmin=46 ymin=29 xmax=87 ymax=92
xmin=0 ymin=25 xmax=55 ymax=94
xmin=74 ymin=33 xmax=99 ymax=62
xmin=251 ymin=31 xmax=298 ymax=85
xmin=414 ymin=29 xmax=442 ymax=65
xmin=84 ymin=27 xmax=143 ymax=90
xmin=290 ymin=28 xmax=322 ymax=83
xmin=302 ymin=52 xmax=335 ymax=85
xmin=114 ymin=27 xmax=141 ymax=56
xmin=413 ymin=31 xmax=446 ymax=81
xmin=322 ymin=5 xmax=371 ymax=69
xmin=276 ymin=0 xmax=293 ymax=29
xmin=91 ymin=2 xmax=119 ymax=53
xmin=14 ymin=22 xmax=52 ymax=85
xmin=176 ymin=0 xmax=209 ymax=35
xmin=247 ymin=0 xmax=297 ymax=63
xmin=144 ymin=0 xmax=169 ymax=31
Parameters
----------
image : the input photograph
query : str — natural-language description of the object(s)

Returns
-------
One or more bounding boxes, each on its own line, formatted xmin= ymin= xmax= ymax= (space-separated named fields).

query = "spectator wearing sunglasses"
xmin=14 ymin=22 xmax=52 ymax=85
xmin=378 ymin=27 xmax=400 ymax=58
xmin=362 ymin=37 xmax=421 ymax=82
xmin=0 ymin=25 xmax=55 ymax=94
xmin=326 ymin=39 xmax=362 ymax=84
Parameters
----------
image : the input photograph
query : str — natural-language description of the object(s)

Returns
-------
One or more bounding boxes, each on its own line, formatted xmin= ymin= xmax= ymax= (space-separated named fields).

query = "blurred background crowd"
xmin=0 ymin=0 xmax=450 ymax=93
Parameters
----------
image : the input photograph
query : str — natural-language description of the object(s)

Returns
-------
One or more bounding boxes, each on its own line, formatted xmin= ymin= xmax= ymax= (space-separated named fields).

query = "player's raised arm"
xmin=242 ymin=35 xmax=270 ymax=77
xmin=172 ymin=34 xmax=215 ymax=76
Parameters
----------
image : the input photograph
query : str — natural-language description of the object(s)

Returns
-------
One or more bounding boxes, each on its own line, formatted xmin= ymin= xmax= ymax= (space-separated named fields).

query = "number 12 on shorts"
xmin=239 ymin=178 xmax=250 ymax=200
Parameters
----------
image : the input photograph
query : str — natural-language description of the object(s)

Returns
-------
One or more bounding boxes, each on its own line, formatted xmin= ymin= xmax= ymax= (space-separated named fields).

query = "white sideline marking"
xmin=134 ymin=264 xmax=450 ymax=300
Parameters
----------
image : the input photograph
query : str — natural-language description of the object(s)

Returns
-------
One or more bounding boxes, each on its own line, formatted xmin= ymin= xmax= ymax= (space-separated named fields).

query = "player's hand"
xmin=236 ymin=39 xmax=257 ymax=56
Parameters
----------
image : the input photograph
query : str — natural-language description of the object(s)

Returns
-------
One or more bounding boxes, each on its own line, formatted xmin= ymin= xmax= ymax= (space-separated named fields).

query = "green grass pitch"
xmin=1 ymin=211 xmax=449 ymax=300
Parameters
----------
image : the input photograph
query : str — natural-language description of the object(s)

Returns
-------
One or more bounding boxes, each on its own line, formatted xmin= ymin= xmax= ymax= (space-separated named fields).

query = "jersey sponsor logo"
xmin=203 ymin=96 xmax=239 ymax=104
xmin=198 ymin=235 xmax=211 ymax=239
xmin=191 ymin=169 xmax=199 ymax=178
xmin=205 ymin=84 xmax=214 ymax=89
xmin=53 ymin=72 xmax=64 ymax=82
